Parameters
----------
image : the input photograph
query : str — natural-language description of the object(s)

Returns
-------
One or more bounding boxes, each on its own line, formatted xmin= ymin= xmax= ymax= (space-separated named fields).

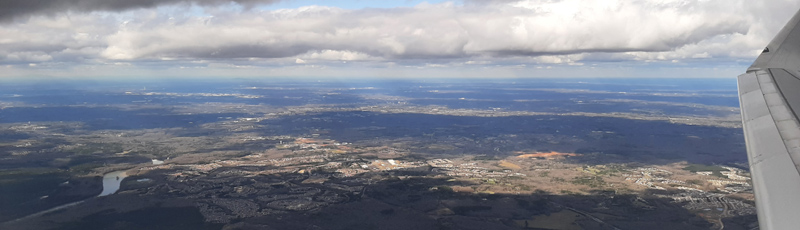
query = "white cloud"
xmin=1 ymin=0 xmax=799 ymax=77
xmin=98 ymin=1 xmax=771 ymax=60
xmin=300 ymin=50 xmax=375 ymax=61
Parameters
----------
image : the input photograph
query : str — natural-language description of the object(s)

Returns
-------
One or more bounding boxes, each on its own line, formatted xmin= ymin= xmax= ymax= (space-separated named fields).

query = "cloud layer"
xmin=1 ymin=0 xmax=799 ymax=78
xmin=0 ymin=0 xmax=279 ymax=21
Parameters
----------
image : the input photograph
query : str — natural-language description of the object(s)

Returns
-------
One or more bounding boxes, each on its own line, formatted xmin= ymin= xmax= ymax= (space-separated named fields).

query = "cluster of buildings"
xmin=623 ymin=167 xmax=677 ymax=190
xmin=125 ymin=91 xmax=262 ymax=99
xmin=428 ymin=159 xmax=526 ymax=178
xmin=623 ymin=166 xmax=753 ymax=193
xmin=664 ymin=190 xmax=756 ymax=217
xmin=617 ymin=165 xmax=756 ymax=220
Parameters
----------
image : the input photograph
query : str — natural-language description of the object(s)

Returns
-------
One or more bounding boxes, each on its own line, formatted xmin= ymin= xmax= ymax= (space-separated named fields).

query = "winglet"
xmin=749 ymin=9 xmax=800 ymax=73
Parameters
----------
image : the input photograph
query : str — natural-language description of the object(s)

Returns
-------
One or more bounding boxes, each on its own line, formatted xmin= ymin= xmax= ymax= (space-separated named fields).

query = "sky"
xmin=1 ymin=0 xmax=799 ymax=79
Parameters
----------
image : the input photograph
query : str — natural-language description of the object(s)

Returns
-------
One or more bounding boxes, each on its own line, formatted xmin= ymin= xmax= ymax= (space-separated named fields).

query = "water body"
xmin=3 ymin=170 xmax=127 ymax=224
xmin=99 ymin=170 xmax=128 ymax=197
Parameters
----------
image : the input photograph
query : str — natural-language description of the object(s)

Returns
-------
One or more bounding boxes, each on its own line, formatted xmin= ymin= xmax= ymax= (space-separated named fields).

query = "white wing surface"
xmin=738 ymin=8 xmax=800 ymax=230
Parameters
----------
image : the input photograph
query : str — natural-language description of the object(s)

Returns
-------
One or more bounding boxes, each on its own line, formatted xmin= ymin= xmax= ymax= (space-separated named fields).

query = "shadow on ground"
xmin=2 ymin=167 xmax=757 ymax=230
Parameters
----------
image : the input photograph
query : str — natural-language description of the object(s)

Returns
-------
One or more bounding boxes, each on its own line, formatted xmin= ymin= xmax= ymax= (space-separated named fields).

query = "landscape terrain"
xmin=0 ymin=78 xmax=755 ymax=230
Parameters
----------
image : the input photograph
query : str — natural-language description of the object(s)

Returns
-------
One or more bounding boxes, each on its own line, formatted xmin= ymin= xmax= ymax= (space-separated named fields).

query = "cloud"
xmin=99 ymin=1 xmax=774 ymax=61
xmin=0 ymin=0 xmax=280 ymax=21
xmin=1 ymin=0 xmax=799 ymax=78
xmin=0 ymin=13 xmax=114 ymax=64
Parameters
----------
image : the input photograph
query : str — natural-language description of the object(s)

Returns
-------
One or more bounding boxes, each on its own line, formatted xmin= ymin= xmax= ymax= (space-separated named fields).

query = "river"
xmin=3 ymin=169 xmax=130 ymax=224
xmin=98 ymin=170 xmax=128 ymax=197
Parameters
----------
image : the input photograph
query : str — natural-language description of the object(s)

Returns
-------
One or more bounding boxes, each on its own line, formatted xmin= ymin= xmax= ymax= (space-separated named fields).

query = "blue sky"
xmin=0 ymin=0 xmax=798 ymax=79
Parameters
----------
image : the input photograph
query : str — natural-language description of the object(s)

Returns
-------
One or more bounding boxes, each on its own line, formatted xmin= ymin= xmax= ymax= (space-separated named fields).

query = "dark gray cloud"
xmin=0 ymin=0 xmax=280 ymax=21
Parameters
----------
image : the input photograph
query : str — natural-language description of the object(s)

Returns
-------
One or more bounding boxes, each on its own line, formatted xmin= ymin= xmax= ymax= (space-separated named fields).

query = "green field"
xmin=683 ymin=164 xmax=727 ymax=177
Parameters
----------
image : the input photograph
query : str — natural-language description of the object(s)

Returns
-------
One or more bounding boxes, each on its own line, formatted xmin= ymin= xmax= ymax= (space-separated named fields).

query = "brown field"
xmin=515 ymin=151 xmax=580 ymax=159
xmin=498 ymin=160 xmax=522 ymax=170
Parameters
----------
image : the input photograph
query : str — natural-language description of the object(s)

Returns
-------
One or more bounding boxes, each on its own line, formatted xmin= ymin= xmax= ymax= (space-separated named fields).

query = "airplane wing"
xmin=738 ymin=8 xmax=800 ymax=230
